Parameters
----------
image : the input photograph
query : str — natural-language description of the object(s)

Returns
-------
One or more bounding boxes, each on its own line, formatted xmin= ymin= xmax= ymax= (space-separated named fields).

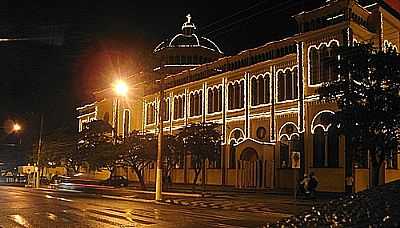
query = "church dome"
xmin=154 ymin=14 xmax=223 ymax=54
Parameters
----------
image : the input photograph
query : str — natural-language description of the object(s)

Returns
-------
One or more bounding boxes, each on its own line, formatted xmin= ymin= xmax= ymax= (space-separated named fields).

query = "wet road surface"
xmin=0 ymin=186 xmax=289 ymax=227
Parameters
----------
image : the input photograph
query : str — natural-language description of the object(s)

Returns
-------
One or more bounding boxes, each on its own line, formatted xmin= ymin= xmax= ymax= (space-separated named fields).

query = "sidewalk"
xmin=123 ymin=181 xmax=341 ymax=199
xmin=117 ymin=182 xmax=337 ymax=216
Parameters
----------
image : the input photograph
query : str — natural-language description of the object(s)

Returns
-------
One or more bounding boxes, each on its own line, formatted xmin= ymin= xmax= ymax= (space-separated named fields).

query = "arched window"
xmin=309 ymin=41 xmax=339 ymax=85
xmin=258 ymin=76 xmax=265 ymax=104
xmin=327 ymin=42 xmax=339 ymax=81
xmin=146 ymin=103 xmax=155 ymax=124
xmin=174 ymin=97 xmax=178 ymax=119
xmin=213 ymin=87 xmax=219 ymax=112
xmin=228 ymin=83 xmax=234 ymax=110
xmin=280 ymin=136 xmax=289 ymax=168
xmin=179 ymin=97 xmax=184 ymax=119
xmin=313 ymin=127 xmax=325 ymax=167
xmin=217 ymin=86 xmax=222 ymax=112
xmin=208 ymin=89 xmax=213 ymax=114
xmin=163 ymin=98 xmax=169 ymax=121
xmin=264 ymin=76 xmax=270 ymax=104
xmin=174 ymin=96 xmax=185 ymax=120
xmin=199 ymin=92 xmax=203 ymax=115
xmin=234 ymin=82 xmax=240 ymax=109
xmin=194 ymin=93 xmax=198 ymax=116
xmin=239 ymin=80 xmax=244 ymax=108
xmin=309 ymin=47 xmax=319 ymax=84
xmin=293 ymin=70 xmax=298 ymax=99
xmin=312 ymin=111 xmax=339 ymax=168
xmin=190 ymin=91 xmax=202 ymax=117
xmin=251 ymin=77 xmax=257 ymax=106
xmin=285 ymin=69 xmax=292 ymax=100
xmin=228 ymin=81 xmax=244 ymax=110
xmin=181 ymin=96 xmax=185 ymax=118
xmin=123 ymin=109 xmax=130 ymax=137
xmin=291 ymin=134 xmax=301 ymax=153
xmin=279 ymin=123 xmax=299 ymax=168
xmin=252 ymin=74 xmax=270 ymax=105
xmin=190 ymin=93 xmax=195 ymax=116
xmin=277 ymin=72 xmax=285 ymax=102
xmin=320 ymin=44 xmax=330 ymax=82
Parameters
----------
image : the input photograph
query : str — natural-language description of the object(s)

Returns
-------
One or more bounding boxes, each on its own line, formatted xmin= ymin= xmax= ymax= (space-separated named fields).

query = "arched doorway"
xmin=237 ymin=147 xmax=262 ymax=189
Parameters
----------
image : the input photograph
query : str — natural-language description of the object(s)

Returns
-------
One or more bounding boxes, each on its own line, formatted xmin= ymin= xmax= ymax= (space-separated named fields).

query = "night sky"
xmin=0 ymin=0 xmax=326 ymax=150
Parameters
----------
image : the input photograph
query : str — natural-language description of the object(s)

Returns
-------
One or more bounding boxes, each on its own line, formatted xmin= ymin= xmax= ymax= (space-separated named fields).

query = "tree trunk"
xmin=371 ymin=149 xmax=385 ymax=187
xmin=371 ymin=161 xmax=383 ymax=187
xmin=133 ymin=167 xmax=146 ymax=190
xmin=201 ymin=159 xmax=206 ymax=197
xmin=192 ymin=168 xmax=201 ymax=191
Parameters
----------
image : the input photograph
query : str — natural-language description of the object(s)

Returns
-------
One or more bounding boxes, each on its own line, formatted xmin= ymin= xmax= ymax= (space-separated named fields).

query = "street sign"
xmin=291 ymin=152 xmax=300 ymax=169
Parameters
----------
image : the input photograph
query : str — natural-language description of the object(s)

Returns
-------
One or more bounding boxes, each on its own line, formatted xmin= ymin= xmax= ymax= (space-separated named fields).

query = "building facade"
xmin=78 ymin=0 xmax=400 ymax=192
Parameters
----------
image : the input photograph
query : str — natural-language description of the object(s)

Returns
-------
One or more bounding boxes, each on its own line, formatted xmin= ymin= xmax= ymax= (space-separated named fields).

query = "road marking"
xmin=101 ymin=194 xmax=154 ymax=203
xmin=44 ymin=194 xmax=73 ymax=202
xmin=8 ymin=215 xmax=32 ymax=228
xmin=215 ymin=223 xmax=247 ymax=228
xmin=86 ymin=209 xmax=155 ymax=225
xmin=47 ymin=212 xmax=57 ymax=221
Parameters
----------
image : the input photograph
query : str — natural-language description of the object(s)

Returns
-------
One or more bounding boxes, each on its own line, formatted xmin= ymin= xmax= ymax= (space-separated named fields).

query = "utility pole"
xmin=114 ymin=98 xmax=119 ymax=144
xmin=155 ymin=78 xmax=164 ymax=201
xmin=36 ymin=114 xmax=44 ymax=188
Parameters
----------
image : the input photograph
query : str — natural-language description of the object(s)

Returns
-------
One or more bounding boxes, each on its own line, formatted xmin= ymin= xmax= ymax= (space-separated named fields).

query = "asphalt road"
xmin=0 ymin=186 xmax=289 ymax=228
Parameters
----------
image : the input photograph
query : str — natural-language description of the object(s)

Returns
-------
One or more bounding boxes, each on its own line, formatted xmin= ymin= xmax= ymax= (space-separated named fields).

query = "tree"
xmin=120 ymin=130 xmax=157 ymax=189
xmin=176 ymin=122 xmax=222 ymax=189
xmin=163 ymin=134 xmax=183 ymax=187
xmin=77 ymin=120 xmax=119 ymax=174
xmin=33 ymin=126 xmax=78 ymax=175
xmin=318 ymin=43 xmax=400 ymax=186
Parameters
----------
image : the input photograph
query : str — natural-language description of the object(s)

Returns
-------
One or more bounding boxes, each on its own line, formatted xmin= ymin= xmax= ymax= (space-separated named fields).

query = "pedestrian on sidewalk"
xmin=299 ymin=173 xmax=310 ymax=197
xmin=308 ymin=172 xmax=319 ymax=199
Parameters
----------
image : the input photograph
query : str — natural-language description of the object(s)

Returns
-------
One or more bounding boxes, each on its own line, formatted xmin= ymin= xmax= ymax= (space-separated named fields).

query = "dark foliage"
xmin=176 ymin=122 xmax=222 ymax=186
xmin=318 ymin=44 xmax=400 ymax=186
xmin=120 ymin=130 xmax=157 ymax=189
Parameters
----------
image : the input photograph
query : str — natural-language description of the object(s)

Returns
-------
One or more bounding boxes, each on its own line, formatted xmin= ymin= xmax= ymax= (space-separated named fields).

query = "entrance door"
xmin=237 ymin=147 xmax=262 ymax=189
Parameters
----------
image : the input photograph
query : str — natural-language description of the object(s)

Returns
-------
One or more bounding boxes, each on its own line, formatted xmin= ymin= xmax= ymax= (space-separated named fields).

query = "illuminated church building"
xmin=78 ymin=0 xmax=400 ymax=192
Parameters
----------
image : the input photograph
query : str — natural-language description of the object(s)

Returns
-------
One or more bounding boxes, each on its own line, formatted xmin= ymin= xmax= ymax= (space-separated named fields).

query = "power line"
xmin=203 ymin=0 xmax=301 ymax=37
xmin=198 ymin=0 xmax=271 ymax=33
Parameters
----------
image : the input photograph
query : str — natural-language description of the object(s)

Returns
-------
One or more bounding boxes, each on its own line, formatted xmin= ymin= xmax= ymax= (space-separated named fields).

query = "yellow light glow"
xmin=13 ymin=123 xmax=21 ymax=132
xmin=114 ymin=80 xmax=128 ymax=96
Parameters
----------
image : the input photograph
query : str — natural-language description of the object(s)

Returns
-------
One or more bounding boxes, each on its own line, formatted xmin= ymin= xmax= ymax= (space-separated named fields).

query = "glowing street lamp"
xmin=13 ymin=123 xmax=21 ymax=132
xmin=113 ymin=80 xmax=128 ymax=97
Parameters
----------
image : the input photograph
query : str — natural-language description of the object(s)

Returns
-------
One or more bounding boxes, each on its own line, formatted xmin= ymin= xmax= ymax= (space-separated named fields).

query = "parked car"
xmin=103 ymin=176 xmax=128 ymax=187
xmin=40 ymin=176 xmax=50 ymax=185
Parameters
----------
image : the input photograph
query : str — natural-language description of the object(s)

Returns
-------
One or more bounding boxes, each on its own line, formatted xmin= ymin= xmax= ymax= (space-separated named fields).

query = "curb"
xmin=161 ymin=198 xmax=292 ymax=217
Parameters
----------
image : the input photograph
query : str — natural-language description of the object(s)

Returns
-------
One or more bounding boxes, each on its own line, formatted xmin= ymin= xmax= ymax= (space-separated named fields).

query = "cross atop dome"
xmin=182 ymin=13 xmax=196 ymax=36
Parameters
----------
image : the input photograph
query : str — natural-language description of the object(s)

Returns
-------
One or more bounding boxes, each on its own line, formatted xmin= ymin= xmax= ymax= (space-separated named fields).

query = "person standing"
xmin=308 ymin=172 xmax=319 ymax=198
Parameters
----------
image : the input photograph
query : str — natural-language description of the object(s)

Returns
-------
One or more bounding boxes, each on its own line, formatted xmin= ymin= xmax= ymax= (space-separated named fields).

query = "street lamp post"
xmin=114 ymin=98 xmax=120 ymax=143
xmin=155 ymin=78 xmax=164 ymax=201
xmin=113 ymin=80 xmax=128 ymax=143
xmin=36 ymin=114 xmax=44 ymax=188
